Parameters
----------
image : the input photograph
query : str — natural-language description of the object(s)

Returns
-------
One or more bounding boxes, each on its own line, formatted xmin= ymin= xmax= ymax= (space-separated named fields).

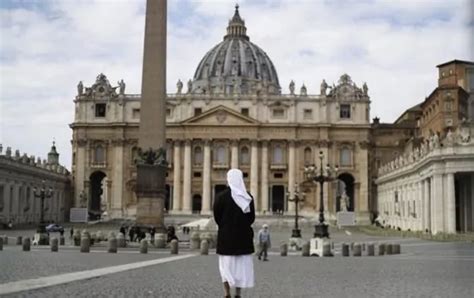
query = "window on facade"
xmin=214 ymin=146 xmax=226 ymax=164
xmin=241 ymin=108 xmax=249 ymax=116
xmin=194 ymin=108 xmax=202 ymax=116
xmin=444 ymin=100 xmax=453 ymax=111
xmin=303 ymin=109 xmax=313 ymax=120
xmin=95 ymin=103 xmax=106 ymax=118
xmin=166 ymin=108 xmax=172 ymax=118
xmin=340 ymin=104 xmax=351 ymax=119
xmin=243 ymin=172 xmax=249 ymax=178
xmin=240 ymin=146 xmax=250 ymax=165
xmin=193 ymin=172 xmax=202 ymax=178
xmin=94 ymin=145 xmax=105 ymax=164
xmin=304 ymin=147 xmax=312 ymax=165
xmin=194 ymin=146 xmax=203 ymax=165
xmin=273 ymin=145 xmax=284 ymax=164
xmin=340 ymin=147 xmax=351 ymax=166
xmin=132 ymin=108 xmax=140 ymax=119
xmin=274 ymin=173 xmax=283 ymax=179
xmin=272 ymin=108 xmax=285 ymax=118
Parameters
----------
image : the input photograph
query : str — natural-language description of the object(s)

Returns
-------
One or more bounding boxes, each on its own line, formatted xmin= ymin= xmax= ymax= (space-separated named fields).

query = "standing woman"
xmin=214 ymin=169 xmax=255 ymax=298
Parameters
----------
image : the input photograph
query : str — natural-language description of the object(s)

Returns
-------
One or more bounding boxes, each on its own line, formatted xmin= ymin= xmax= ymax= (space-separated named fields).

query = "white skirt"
xmin=218 ymin=254 xmax=254 ymax=288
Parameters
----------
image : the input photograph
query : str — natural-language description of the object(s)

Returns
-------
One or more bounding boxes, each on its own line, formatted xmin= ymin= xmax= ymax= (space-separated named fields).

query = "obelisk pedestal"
xmin=135 ymin=0 xmax=168 ymax=232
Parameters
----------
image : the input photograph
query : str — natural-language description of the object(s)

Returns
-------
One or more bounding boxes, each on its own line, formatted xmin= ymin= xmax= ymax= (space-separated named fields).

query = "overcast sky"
xmin=0 ymin=0 xmax=473 ymax=169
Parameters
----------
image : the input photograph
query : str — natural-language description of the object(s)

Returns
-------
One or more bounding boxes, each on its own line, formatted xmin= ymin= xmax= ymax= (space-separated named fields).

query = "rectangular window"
xmin=444 ymin=100 xmax=452 ymax=111
xmin=340 ymin=104 xmax=351 ymax=119
xmin=95 ymin=103 xmax=106 ymax=117
xmin=193 ymin=172 xmax=202 ymax=178
xmin=272 ymin=108 xmax=285 ymax=118
xmin=241 ymin=108 xmax=249 ymax=116
xmin=166 ymin=108 xmax=172 ymax=118
xmin=132 ymin=108 xmax=140 ymax=119
xmin=194 ymin=108 xmax=202 ymax=116
xmin=303 ymin=109 xmax=313 ymax=120
xmin=273 ymin=173 xmax=283 ymax=179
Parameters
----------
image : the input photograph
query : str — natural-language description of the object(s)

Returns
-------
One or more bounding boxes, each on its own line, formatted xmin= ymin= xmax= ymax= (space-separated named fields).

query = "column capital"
xmin=184 ymin=139 xmax=192 ymax=146
xmin=230 ymin=139 xmax=239 ymax=146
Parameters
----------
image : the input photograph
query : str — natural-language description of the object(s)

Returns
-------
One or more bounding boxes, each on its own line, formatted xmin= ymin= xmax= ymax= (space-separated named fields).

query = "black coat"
xmin=213 ymin=187 xmax=255 ymax=255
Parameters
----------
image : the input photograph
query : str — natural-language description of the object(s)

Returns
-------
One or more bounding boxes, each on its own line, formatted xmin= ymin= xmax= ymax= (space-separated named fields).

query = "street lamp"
xmin=33 ymin=181 xmax=53 ymax=244
xmin=286 ymin=183 xmax=305 ymax=238
xmin=304 ymin=151 xmax=338 ymax=238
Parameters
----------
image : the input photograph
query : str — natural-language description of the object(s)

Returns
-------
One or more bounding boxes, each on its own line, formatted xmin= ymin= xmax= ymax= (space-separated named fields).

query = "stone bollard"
xmin=0 ymin=237 xmax=3 ymax=251
xmin=190 ymin=232 xmax=200 ymax=250
xmin=117 ymin=233 xmax=126 ymax=248
xmin=50 ymin=238 xmax=59 ymax=252
xmin=59 ymin=236 xmax=65 ymax=246
xmin=393 ymin=243 xmax=401 ymax=254
xmin=16 ymin=236 xmax=23 ymax=245
xmin=140 ymin=239 xmax=148 ymax=254
xmin=353 ymin=243 xmax=362 ymax=256
xmin=108 ymin=232 xmax=116 ymax=242
xmin=200 ymin=240 xmax=209 ymax=255
xmin=386 ymin=244 xmax=393 ymax=255
xmin=80 ymin=233 xmax=90 ymax=253
xmin=322 ymin=243 xmax=333 ymax=257
xmin=378 ymin=243 xmax=385 ymax=255
xmin=302 ymin=241 xmax=310 ymax=257
xmin=280 ymin=243 xmax=288 ymax=256
xmin=154 ymin=234 xmax=166 ymax=248
xmin=73 ymin=231 xmax=81 ymax=246
xmin=342 ymin=243 xmax=350 ymax=257
xmin=22 ymin=237 xmax=31 ymax=251
xmin=170 ymin=239 xmax=179 ymax=255
xmin=210 ymin=233 xmax=218 ymax=249
xmin=108 ymin=237 xmax=118 ymax=253
xmin=367 ymin=243 xmax=375 ymax=256
xmin=3 ymin=236 xmax=8 ymax=245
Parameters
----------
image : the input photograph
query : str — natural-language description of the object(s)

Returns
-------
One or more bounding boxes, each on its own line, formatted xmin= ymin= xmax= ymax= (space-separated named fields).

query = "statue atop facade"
xmin=445 ymin=129 xmax=455 ymax=146
xmin=176 ymin=79 xmax=183 ymax=94
xmin=340 ymin=191 xmax=349 ymax=212
xmin=77 ymin=81 xmax=84 ymax=96
xmin=289 ymin=80 xmax=295 ymax=95
xmin=457 ymin=118 xmax=471 ymax=143
xmin=320 ymin=79 xmax=328 ymax=96
xmin=187 ymin=79 xmax=192 ymax=94
xmin=118 ymin=79 xmax=126 ymax=95
xmin=362 ymin=82 xmax=368 ymax=95
xmin=429 ymin=132 xmax=440 ymax=149
xmin=300 ymin=84 xmax=307 ymax=96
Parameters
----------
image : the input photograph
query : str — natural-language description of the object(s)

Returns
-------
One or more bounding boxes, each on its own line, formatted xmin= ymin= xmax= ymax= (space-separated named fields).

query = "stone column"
xmin=423 ymin=179 xmax=430 ymax=232
xmin=250 ymin=141 xmax=259 ymax=209
xmin=112 ymin=140 xmax=124 ymax=217
xmin=182 ymin=140 xmax=192 ymax=213
xmin=432 ymin=174 xmax=444 ymax=234
xmin=445 ymin=173 xmax=456 ymax=233
xmin=201 ymin=140 xmax=212 ymax=215
xmin=287 ymin=141 xmax=296 ymax=213
xmin=261 ymin=141 xmax=269 ymax=213
xmin=231 ymin=140 xmax=239 ymax=169
xmin=172 ymin=141 xmax=181 ymax=212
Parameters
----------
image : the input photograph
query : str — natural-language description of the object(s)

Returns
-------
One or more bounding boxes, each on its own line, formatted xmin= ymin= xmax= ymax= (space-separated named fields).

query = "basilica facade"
xmin=70 ymin=6 xmax=372 ymax=224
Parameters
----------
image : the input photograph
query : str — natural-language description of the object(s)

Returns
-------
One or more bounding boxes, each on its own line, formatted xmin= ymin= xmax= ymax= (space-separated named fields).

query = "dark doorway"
xmin=192 ymin=194 xmax=202 ymax=214
xmin=89 ymin=171 xmax=106 ymax=220
xmin=337 ymin=173 xmax=355 ymax=212
xmin=271 ymin=185 xmax=285 ymax=213
xmin=214 ymin=184 xmax=227 ymax=206
xmin=165 ymin=184 xmax=171 ymax=212
xmin=455 ymin=173 xmax=474 ymax=232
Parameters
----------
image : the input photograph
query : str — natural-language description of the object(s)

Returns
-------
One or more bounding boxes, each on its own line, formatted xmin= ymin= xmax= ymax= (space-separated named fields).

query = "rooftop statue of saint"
xmin=320 ymin=79 xmax=328 ymax=96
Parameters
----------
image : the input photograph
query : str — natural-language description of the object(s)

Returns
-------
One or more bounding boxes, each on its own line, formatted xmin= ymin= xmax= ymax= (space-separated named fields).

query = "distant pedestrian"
xmin=119 ymin=226 xmax=126 ymax=235
xmin=257 ymin=224 xmax=271 ymax=261
xmin=167 ymin=226 xmax=178 ymax=243
xmin=214 ymin=169 xmax=255 ymax=298
xmin=149 ymin=226 xmax=156 ymax=242
xmin=70 ymin=227 xmax=74 ymax=239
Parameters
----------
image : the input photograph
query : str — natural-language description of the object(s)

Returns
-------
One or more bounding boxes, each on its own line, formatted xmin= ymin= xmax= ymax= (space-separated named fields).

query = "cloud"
xmin=0 ymin=0 xmax=472 ymax=169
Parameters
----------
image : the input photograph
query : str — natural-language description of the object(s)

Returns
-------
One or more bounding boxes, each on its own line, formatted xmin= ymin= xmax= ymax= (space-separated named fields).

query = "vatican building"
xmin=71 ymin=6 xmax=372 ymax=223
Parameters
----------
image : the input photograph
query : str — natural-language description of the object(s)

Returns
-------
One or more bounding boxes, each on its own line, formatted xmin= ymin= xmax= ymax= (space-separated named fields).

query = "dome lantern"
xmin=224 ymin=4 xmax=248 ymax=41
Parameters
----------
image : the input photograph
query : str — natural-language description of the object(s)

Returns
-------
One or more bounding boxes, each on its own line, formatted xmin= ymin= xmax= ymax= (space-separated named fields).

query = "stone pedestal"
xmin=288 ymin=237 xmax=303 ymax=251
xmin=337 ymin=211 xmax=356 ymax=228
xmin=309 ymin=238 xmax=333 ymax=257
xmin=136 ymin=164 xmax=167 ymax=232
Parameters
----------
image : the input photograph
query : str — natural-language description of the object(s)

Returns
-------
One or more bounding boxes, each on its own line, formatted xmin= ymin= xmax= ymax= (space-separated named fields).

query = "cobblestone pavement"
xmin=2 ymin=222 xmax=474 ymax=297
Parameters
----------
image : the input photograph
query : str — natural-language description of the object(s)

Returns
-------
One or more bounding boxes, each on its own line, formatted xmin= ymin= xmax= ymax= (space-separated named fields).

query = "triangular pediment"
xmin=182 ymin=105 xmax=260 ymax=126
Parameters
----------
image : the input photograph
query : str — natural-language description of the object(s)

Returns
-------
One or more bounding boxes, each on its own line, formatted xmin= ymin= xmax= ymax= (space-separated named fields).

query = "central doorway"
xmin=89 ymin=171 xmax=106 ymax=220
xmin=271 ymin=185 xmax=285 ymax=213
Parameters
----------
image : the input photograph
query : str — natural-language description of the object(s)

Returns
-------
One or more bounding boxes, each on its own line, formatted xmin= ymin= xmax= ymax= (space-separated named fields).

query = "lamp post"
xmin=286 ymin=183 xmax=305 ymax=238
xmin=304 ymin=151 xmax=338 ymax=238
xmin=33 ymin=181 xmax=53 ymax=244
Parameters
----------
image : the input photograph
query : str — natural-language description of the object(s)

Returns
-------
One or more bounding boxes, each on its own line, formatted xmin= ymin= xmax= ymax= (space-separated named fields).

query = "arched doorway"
xmin=271 ymin=185 xmax=285 ymax=213
xmin=337 ymin=173 xmax=355 ymax=212
xmin=89 ymin=171 xmax=106 ymax=220
xmin=192 ymin=194 xmax=202 ymax=214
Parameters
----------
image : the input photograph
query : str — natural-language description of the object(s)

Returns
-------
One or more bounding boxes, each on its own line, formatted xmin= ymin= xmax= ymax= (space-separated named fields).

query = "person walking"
xmin=257 ymin=224 xmax=271 ymax=261
xmin=213 ymin=169 xmax=255 ymax=298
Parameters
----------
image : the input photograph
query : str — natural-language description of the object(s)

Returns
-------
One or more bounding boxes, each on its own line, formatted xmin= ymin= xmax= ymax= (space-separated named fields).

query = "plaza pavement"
xmin=1 ymin=221 xmax=474 ymax=297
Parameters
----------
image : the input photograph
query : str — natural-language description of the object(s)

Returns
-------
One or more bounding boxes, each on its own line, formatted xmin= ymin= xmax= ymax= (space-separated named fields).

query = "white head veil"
xmin=227 ymin=169 xmax=252 ymax=213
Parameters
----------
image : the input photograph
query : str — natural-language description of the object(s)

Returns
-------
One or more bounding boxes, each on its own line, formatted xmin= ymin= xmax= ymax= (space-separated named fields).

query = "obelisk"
xmin=135 ymin=0 xmax=167 ymax=231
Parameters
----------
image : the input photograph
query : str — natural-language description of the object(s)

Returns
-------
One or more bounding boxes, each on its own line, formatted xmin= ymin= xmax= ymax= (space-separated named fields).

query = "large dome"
xmin=192 ymin=5 xmax=281 ymax=95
